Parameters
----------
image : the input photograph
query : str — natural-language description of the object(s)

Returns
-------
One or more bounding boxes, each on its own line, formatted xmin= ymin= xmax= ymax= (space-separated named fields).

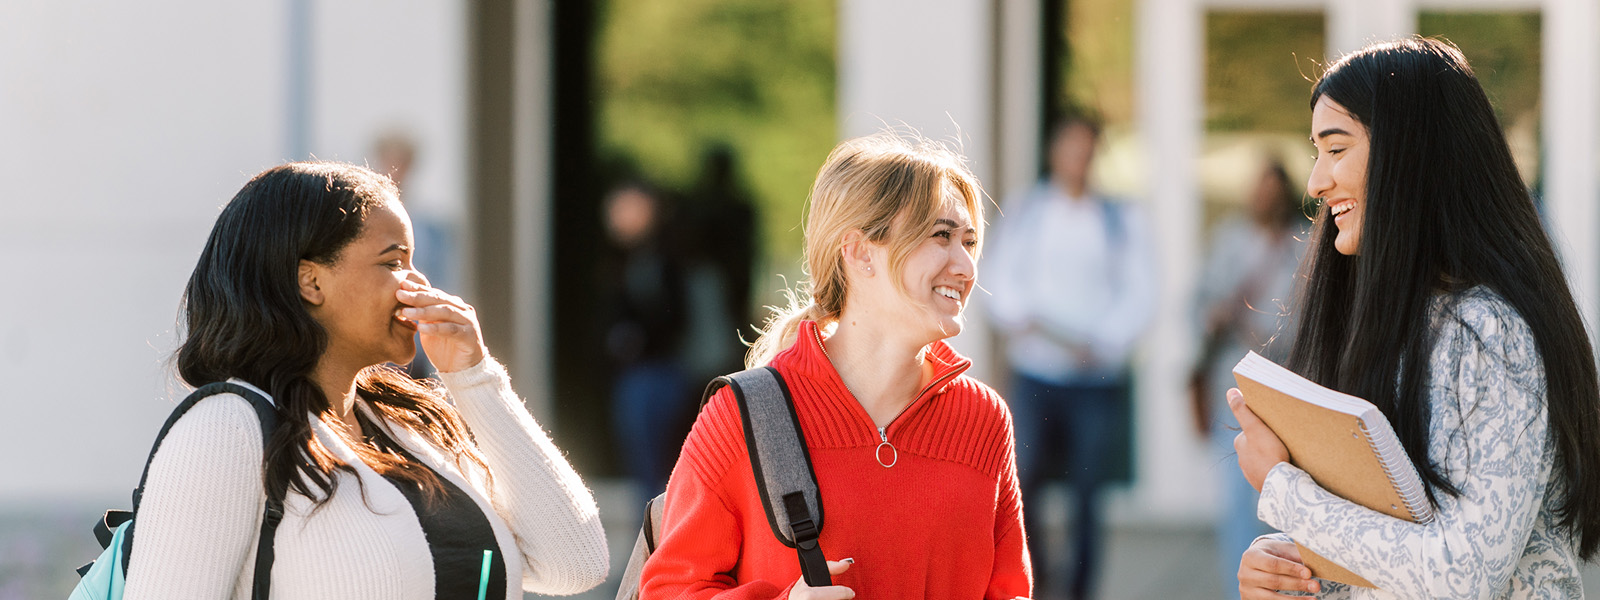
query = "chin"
xmin=933 ymin=314 xmax=965 ymax=340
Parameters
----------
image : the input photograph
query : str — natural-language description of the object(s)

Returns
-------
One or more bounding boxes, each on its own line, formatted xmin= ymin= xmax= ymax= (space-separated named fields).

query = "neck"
xmin=823 ymin=309 xmax=935 ymax=428
xmin=311 ymin=358 xmax=363 ymax=437
xmin=1055 ymin=177 xmax=1088 ymax=200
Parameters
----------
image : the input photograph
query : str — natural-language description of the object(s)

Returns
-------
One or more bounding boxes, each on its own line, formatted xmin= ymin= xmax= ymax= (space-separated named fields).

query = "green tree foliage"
xmin=1205 ymin=12 xmax=1325 ymax=134
xmin=596 ymin=0 xmax=837 ymax=265
xmin=1419 ymin=12 xmax=1541 ymax=127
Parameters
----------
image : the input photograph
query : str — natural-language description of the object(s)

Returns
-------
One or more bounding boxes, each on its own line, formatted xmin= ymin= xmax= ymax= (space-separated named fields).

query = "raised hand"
xmin=396 ymin=278 xmax=486 ymax=373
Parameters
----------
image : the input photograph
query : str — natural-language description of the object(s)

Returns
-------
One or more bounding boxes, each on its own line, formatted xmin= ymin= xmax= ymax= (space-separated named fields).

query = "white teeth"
xmin=935 ymin=286 xmax=961 ymax=301
xmin=1331 ymin=202 xmax=1353 ymax=216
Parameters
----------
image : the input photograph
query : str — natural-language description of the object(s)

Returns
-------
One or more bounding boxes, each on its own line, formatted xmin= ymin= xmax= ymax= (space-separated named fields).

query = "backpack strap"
xmin=706 ymin=367 xmax=830 ymax=587
xmin=121 ymin=381 xmax=283 ymax=600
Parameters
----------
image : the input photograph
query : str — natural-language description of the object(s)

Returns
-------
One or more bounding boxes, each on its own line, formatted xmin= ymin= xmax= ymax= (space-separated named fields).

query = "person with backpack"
xmin=981 ymin=113 xmax=1158 ymax=600
xmin=638 ymin=132 xmax=1032 ymax=600
xmin=120 ymin=162 xmax=608 ymax=599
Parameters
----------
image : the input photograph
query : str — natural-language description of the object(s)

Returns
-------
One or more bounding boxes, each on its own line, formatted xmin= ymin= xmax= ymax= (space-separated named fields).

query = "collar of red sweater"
xmin=768 ymin=320 xmax=974 ymax=444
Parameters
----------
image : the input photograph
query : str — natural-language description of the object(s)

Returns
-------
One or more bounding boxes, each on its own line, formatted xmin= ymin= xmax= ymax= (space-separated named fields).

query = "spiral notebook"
xmin=1232 ymin=351 xmax=1434 ymax=589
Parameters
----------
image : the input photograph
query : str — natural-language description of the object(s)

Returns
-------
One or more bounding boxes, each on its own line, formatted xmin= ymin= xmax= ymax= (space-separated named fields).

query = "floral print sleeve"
xmin=1256 ymin=288 xmax=1582 ymax=599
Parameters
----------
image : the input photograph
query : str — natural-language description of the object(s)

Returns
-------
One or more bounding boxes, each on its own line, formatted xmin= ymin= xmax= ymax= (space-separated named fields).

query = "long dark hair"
xmin=1289 ymin=37 xmax=1600 ymax=558
xmin=177 ymin=161 xmax=488 ymax=506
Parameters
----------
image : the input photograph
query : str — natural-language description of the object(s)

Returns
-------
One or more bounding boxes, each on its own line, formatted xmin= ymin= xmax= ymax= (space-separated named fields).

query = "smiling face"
xmin=301 ymin=198 xmax=425 ymax=370
xmin=856 ymin=189 xmax=979 ymax=343
xmin=1308 ymin=96 xmax=1370 ymax=255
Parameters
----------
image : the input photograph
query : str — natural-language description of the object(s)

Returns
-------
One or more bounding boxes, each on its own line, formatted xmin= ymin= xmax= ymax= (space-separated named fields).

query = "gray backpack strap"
xmin=720 ymin=367 xmax=829 ymax=587
xmin=611 ymin=367 xmax=827 ymax=600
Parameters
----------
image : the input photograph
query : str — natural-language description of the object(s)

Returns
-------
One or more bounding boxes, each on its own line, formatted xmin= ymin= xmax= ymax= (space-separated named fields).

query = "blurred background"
xmin=2 ymin=0 xmax=1597 ymax=598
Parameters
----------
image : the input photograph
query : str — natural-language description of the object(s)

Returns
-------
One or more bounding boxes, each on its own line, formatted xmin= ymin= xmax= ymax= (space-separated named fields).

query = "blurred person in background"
xmin=126 ymin=162 xmax=607 ymax=599
xmin=984 ymin=113 xmax=1158 ymax=600
xmin=641 ymin=132 xmax=1031 ymax=600
xmin=601 ymin=180 xmax=690 ymax=497
xmin=677 ymin=146 xmax=762 ymax=387
xmin=373 ymin=130 xmax=459 ymax=380
xmin=1188 ymin=157 xmax=1306 ymax=599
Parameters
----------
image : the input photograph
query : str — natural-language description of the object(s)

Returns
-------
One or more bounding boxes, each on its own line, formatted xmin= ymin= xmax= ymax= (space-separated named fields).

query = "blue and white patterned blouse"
xmin=1258 ymin=286 xmax=1582 ymax=599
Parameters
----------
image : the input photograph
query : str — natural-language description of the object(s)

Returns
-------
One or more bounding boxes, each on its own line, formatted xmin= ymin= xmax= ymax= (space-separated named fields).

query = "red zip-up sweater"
xmin=641 ymin=321 xmax=1032 ymax=600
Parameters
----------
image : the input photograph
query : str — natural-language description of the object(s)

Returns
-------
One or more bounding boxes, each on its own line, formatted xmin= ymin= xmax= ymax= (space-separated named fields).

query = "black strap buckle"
xmin=782 ymin=492 xmax=830 ymax=586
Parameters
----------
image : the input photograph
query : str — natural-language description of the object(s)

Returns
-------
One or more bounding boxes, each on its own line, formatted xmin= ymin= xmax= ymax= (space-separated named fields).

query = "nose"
xmin=950 ymin=242 xmax=976 ymax=281
xmin=1306 ymin=154 xmax=1333 ymax=202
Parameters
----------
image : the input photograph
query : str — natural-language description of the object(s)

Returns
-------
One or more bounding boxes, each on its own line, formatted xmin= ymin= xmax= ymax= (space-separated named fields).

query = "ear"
xmin=840 ymin=229 xmax=874 ymax=276
xmin=298 ymin=260 xmax=326 ymax=306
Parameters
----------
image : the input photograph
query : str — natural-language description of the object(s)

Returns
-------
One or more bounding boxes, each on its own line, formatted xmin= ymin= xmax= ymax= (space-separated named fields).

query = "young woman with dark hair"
xmin=1230 ymin=37 xmax=1600 ymax=598
xmin=124 ymin=162 xmax=608 ymax=599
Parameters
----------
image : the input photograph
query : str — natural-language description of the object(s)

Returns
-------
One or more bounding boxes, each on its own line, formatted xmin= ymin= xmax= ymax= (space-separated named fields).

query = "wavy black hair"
xmin=1288 ymin=37 xmax=1600 ymax=558
xmin=177 ymin=161 xmax=488 ymax=507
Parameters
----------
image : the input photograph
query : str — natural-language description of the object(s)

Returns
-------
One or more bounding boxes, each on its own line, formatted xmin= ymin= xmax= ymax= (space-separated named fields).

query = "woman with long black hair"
xmin=1231 ymin=37 xmax=1600 ymax=598
xmin=123 ymin=162 xmax=608 ymax=599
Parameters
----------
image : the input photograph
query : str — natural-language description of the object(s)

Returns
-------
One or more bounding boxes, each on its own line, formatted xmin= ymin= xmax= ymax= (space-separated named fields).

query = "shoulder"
xmin=907 ymin=376 xmax=1018 ymax=477
xmin=144 ymin=390 xmax=270 ymax=491
xmin=947 ymin=376 xmax=1013 ymax=423
xmin=677 ymin=386 xmax=748 ymax=485
xmin=164 ymin=390 xmax=271 ymax=449
xmin=1431 ymin=287 xmax=1544 ymax=389
xmin=1434 ymin=287 xmax=1538 ymax=363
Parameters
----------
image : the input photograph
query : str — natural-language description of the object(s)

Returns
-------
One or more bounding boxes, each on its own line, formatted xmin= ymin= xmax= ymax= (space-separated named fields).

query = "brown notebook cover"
xmin=1232 ymin=352 xmax=1434 ymax=589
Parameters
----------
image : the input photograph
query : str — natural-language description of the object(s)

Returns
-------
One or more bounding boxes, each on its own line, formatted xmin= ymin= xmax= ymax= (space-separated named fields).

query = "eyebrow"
xmin=379 ymin=244 xmax=411 ymax=255
xmin=933 ymin=218 xmax=973 ymax=230
xmin=1314 ymin=127 xmax=1353 ymax=140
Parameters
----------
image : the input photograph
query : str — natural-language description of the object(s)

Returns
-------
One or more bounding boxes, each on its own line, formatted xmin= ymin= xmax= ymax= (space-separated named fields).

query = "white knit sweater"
xmin=122 ymin=357 xmax=609 ymax=599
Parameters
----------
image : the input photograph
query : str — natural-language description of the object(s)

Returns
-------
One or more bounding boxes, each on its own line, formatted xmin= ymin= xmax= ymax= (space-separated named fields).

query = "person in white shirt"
xmin=124 ymin=161 xmax=608 ymax=599
xmin=984 ymin=114 xmax=1158 ymax=600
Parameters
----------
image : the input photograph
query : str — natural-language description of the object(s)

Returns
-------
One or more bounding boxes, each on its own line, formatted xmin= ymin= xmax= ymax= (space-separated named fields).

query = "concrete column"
xmin=996 ymin=0 xmax=1043 ymax=201
xmin=1326 ymin=0 xmax=1415 ymax=57
xmin=1136 ymin=0 xmax=1211 ymax=521
xmin=838 ymin=0 xmax=998 ymax=380
xmin=511 ymin=0 xmax=555 ymax=423
xmin=1544 ymin=0 xmax=1600 ymax=345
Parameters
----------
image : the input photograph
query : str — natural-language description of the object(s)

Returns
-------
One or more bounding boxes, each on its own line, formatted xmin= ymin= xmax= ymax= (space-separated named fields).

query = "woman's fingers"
xmin=1227 ymin=388 xmax=1266 ymax=432
xmin=398 ymin=279 xmax=469 ymax=309
xmin=1239 ymin=541 xmax=1320 ymax=596
xmin=400 ymin=304 xmax=470 ymax=325
xmin=788 ymin=560 xmax=855 ymax=600
xmin=417 ymin=321 xmax=472 ymax=336
xmin=825 ymin=559 xmax=853 ymax=576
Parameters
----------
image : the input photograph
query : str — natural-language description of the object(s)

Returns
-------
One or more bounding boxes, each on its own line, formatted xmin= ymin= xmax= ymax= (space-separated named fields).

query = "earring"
xmin=866 ymin=265 xmax=873 ymax=274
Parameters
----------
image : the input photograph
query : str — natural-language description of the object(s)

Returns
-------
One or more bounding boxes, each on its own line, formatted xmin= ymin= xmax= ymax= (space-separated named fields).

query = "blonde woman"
xmin=639 ymin=133 xmax=1031 ymax=600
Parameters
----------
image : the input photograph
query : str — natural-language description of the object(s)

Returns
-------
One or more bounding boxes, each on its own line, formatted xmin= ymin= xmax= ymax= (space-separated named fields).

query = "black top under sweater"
xmin=372 ymin=431 xmax=508 ymax=600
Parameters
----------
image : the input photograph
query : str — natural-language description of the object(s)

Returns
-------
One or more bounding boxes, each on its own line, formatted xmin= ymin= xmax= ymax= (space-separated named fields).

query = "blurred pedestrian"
xmin=1188 ymin=157 xmax=1306 ymax=599
xmin=641 ymin=132 xmax=1031 ymax=600
xmin=601 ymin=180 xmax=690 ymax=497
xmin=984 ymin=113 xmax=1158 ymax=600
xmin=678 ymin=146 xmax=761 ymax=385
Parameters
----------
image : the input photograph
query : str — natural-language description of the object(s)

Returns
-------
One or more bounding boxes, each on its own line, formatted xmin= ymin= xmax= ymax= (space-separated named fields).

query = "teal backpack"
xmin=68 ymin=382 xmax=283 ymax=600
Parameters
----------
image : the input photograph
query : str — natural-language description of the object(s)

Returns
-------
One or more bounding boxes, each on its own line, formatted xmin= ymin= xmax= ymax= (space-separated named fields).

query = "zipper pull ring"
xmin=875 ymin=426 xmax=898 ymax=468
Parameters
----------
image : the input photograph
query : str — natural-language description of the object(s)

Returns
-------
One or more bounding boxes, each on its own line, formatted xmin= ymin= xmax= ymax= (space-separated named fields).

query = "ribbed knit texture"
xmin=642 ymin=321 xmax=1031 ymax=600
xmin=122 ymin=357 xmax=608 ymax=599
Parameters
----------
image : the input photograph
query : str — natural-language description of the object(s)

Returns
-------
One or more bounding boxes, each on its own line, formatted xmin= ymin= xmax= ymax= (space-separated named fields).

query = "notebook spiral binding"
xmin=1358 ymin=416 xmax=1436 ymax=524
